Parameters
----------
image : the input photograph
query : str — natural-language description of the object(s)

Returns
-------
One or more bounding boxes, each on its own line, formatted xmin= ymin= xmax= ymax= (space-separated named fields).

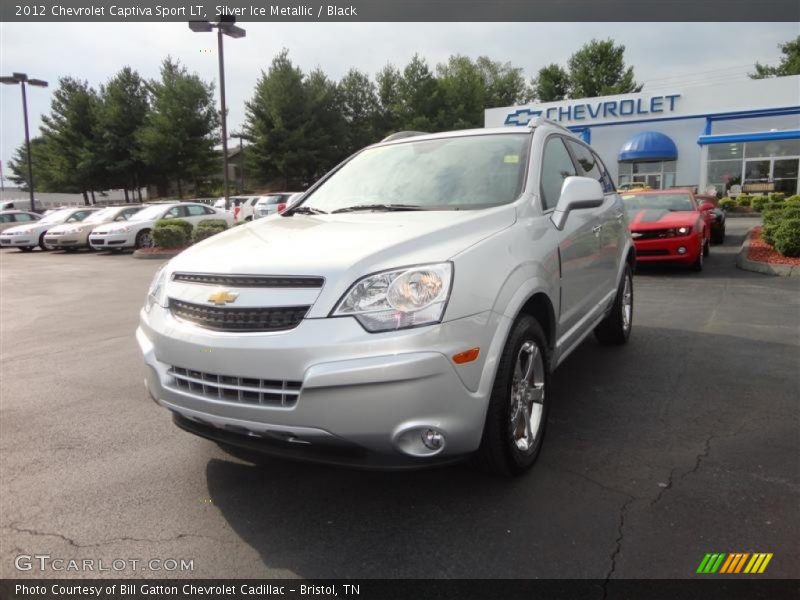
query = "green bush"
xmin=718 ymin=197 xmax=736 ymax=210
xmin=152 ymin=224 xmax=188 ymax=249
xmin=785 ymin=195 xmax=800 ymax=206
xmin=762 ymin=206 xmax=800 ymax=246
xmin=762 ymin=202 xmax=785 ymax=216
xmin=772 ymin=218 xmax=800 ymax=257
xmin=768 ymin=192 xmax=785 ymax=203
xmin=192 ymin=219 xmax=229 ymax=243
xmin=736 ymin=195 xmax=751 ymax=207
xmin=750 ymin=195 xmax=770 ymax=212
xmin=155 ymin=218 xmax=193 ymax=238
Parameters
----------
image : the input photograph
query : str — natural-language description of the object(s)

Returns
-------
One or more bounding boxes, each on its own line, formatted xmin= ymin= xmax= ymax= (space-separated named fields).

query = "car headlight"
xmin=332 ymin=263 xmax=453 ymax=332
xmin=671 ymin=226 xmax=692 ymax=236
xmin=61 ymin=227 xmax=83 ymax=235
xmin=12 ymin=229 xmax=33 ymax=235
xmin=144 ymin=264 xmax=169 ymax=313
xmin=112 ymin=225 xmax=133 ymax=233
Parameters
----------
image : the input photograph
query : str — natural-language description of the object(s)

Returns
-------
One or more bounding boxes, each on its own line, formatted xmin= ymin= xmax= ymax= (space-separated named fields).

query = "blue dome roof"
xmin=618 ymin=131 xmax=678 ymax=162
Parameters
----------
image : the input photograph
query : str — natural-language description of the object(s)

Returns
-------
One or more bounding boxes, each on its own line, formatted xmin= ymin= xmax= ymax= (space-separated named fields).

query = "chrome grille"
xmin=631 ymin=229 xmax=676 ymax=240
xmin=169 ymin=299 xmax=308 ymax=332
xmin=168 ymin=366 xmax=301 ymax=407
xmin=172 ymin=273 xmax=324 ymax=288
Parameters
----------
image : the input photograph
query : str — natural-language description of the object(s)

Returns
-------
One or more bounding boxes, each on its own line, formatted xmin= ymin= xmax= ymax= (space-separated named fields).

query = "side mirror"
xmin=699 ymin=201 xmax=715 ymax=212
xmin=550 ymin=176 xmax=604 ymax=230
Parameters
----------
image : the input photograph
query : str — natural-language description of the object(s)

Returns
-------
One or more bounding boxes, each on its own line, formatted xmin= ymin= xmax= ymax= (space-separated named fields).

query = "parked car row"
xmin=0 ymin=202 xmax=233 ymax=252
xmin=212 ymin=192 xmax=302 ymax=222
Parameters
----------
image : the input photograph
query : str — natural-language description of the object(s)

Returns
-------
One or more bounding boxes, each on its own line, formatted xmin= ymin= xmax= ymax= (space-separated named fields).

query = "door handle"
xmin=615 ymin=211 xmax=625 ymax=221
xmin=592 ymin=225 xmax=602 ymax=236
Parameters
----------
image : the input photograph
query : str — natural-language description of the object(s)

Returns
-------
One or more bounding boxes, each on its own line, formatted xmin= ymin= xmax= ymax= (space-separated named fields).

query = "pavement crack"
xmin=602 ymin=496 xmax=633 ymax=599
xmin=4 ymin=523 xmax=225 ymax=548
xmin=552 ymin=465 xmax=637 ymax=500
xmin=650 ymin=432 xmax=718 ymax=507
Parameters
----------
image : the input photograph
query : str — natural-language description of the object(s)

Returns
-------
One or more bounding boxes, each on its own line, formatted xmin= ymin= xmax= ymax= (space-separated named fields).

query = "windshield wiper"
xmin=332 ymin=203 xmax=425 ymax=213
xmin=286 ymin=206 xmax=328 ymax=215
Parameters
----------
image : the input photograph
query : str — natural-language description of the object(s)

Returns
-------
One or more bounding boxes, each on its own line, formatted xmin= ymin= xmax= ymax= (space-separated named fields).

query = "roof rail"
xmin=527 ymin=116 xmax=572 ymax=134
xmin=381 ymin=130 xmax=429 ymax=142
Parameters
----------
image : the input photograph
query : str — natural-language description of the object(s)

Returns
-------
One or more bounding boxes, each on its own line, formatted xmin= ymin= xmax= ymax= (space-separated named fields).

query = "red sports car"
xmin=621 ymin=189 xmax=714 ymax=271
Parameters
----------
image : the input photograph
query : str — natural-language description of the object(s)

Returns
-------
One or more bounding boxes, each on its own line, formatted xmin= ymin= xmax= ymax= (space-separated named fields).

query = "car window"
xmin=593 ymin=152 xmax=616 ymax=193
xmin=14 ymin=213 xmax=35 ymax=222
xmin=0 ymin=214 xmax=11 ymax=223
xmin=540 ymin=137 xmax=577 ymax=211
xmin=566 ymin=141 xmax=601 ymax=179
xmin=186 ymin=205 xmax=207 ymax=216
xmin=203 ymin=206 xmax=216 ymax=215
xmin=66 ymin=210 xmax=94 ymax=223
xmin=164 ymin=207 xmax=184 ymax=219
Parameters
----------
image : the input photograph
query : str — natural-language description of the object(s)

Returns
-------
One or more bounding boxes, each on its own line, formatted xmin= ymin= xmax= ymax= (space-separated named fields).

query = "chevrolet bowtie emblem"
xmin=207 ymin=290 xmax=239 ymax=305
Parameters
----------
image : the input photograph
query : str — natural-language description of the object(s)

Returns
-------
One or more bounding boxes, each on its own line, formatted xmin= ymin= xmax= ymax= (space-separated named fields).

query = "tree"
xmin=567 ymin=39 xmax=641 ymax=98
xmin=137 ymin=58 xmax=219 ymax=197
xmin=531 ymin=64 xmax=570 ymax=102
xmin=302 ymin=68 xmax=347 ymax=180
xmin=338 ymin=68 xmax=380 ymax=155
xmin=375 ymin=64 xmax=403 ymax=135
xmin=396 ymin=54 xmax=441 ymax=131
xmin=475 ymin=56 xmax=528 ymax=108
xmin=750 ymin=35 xmax=800 ymax=78
xmin=96 ymin=67 xmax=151 ymax=201
xmin=244 ymin=49 xmax=309 ymax=187
xmin=435 ymin=55 xmax=486 ymax=130
xmin=38 ymin=77 xmax=104 ymax=204
xmin=6 ymin=138 xmax=56 ymax=192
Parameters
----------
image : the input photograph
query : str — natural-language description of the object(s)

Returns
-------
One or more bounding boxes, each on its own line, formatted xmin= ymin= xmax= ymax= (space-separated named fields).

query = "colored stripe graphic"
xmin=758 ymin=553 xmax=773 ymax=573
xmin=719 ymin=554 xmax=736 ymax=573
xmin=734 ymin=553 xmax=749 ymax=573
xmin=701 ymin=552 xmax=774 ymax=574
xmin=697 ymin=554 xmax=713 ymax=573
xmin=709 ymin=554 xmax=726 ymax=573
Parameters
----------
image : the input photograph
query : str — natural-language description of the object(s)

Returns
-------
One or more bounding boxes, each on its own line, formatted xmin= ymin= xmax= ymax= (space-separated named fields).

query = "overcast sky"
xmin=1 ymin=22 xmax=797 ymax=184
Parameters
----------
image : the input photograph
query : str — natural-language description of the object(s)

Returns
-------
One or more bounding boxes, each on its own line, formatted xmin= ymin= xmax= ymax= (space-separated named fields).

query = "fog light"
xmin=677 ymin=246 xmax=687 ymax=254
xmin=421 ymin=429 xmax=444 ymax=450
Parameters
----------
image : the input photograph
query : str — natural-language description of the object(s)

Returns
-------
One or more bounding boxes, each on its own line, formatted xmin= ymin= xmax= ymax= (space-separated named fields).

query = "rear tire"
xmin=473 ymin=315 xmax=550 ymax=477
xmin=703 ymin=238 xmax=710 ymax=257
xmin=594 ymin=263 xmax=633 ymax=345
xmin=38 ymin=233 xmax=48 ymax=251
xmin=19 ymin=246 xmax=33 ymax=252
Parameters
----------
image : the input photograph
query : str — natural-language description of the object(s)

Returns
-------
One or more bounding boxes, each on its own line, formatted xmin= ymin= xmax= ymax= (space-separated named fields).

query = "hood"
xmin=47 ymin=221 xmax=96 ymax=233
xmin=166 ymin=207 xmax=516 ymax=316
xmin=628 ymin=209 xmax=699 ymax=230
xmin=3 ymin=221 xmax=53 ymax=234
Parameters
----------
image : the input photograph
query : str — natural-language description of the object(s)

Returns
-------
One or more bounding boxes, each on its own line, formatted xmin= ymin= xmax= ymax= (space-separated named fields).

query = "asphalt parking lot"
xmin=0 ymin=217 xmax=798 ymax=580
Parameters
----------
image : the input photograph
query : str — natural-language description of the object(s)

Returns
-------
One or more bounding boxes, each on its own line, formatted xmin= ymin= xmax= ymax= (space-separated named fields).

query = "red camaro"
xmin=621 ymin=189 xmax=714 ymax=271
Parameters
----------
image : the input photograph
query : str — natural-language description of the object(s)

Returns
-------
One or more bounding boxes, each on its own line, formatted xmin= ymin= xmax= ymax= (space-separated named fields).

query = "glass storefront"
xmin=706 ymin=138 xmax=800 ymax=195
xmin=618 ymin=160 xmax=677 ymax=189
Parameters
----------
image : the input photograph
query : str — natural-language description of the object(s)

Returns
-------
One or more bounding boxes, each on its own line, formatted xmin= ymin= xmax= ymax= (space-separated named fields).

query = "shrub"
xmin=192 ymin=219 xmax=229 ymax=243
xmin=718 ymin=197 xmax=736 ymax=210
xmin=785 ymin=195 xmax=800 ymax=206
xmin=750 ymin=195 xmax=770 ymax=212
xmin=762 ymin=206 xmax=800 ymax=246
xmin=155 ymin=218 xmax=193 ymax=239
xmin=768 ymin=192 xmax=785 ymax=203
xmin=772 ymin=218 xmax=800 ymax=257
xmin=736 ymin=194 xmax=751 ymax=207
xmin=152 ymin=224 xmax=188 ymax=249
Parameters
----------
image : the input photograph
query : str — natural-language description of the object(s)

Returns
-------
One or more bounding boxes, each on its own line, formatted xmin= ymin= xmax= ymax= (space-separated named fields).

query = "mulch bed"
xmin=747 ymin=227 xmax=800 ymax=266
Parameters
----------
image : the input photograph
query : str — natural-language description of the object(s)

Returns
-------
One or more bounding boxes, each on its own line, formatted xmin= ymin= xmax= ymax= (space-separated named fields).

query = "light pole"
xmin=230 ymin=131 xmax=247 ymax=194
xmin=189 ymin=16 xmax=245 ymax=210
xmin=1 ymin=72 xmax=48 ymax=212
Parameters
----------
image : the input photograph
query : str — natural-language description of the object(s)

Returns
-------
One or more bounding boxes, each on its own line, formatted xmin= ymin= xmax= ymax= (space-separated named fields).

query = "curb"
xmin=132 ymin=248 xmax=184 ymax=260
xmin=736 ymin=228 xmax=798 ymax=277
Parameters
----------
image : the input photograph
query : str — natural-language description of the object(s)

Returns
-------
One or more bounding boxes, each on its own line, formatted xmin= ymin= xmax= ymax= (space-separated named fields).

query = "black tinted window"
xmin=541 ymin=137 xmax=577 ymax=210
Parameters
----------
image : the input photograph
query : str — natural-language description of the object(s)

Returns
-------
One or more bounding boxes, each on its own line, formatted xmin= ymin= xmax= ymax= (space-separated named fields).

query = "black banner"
xmin=1 ymin=580 xmax=799 ymax=600
xmin=1 ymin=0 xmax=798 ymax=22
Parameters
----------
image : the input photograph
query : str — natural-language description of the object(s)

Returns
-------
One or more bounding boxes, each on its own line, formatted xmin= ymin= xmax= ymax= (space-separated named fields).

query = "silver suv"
xmin=137 ymin=119 xmax=634 ymax=476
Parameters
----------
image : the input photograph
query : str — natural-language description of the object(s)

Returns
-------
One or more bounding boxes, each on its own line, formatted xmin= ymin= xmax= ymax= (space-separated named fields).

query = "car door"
xmin=541 ymin=136 xmax=600 ymax=338
xmin=565 ymin=140 xmax=623 ymax=299
xmin=185 ymin=204 xmax=212 ymax=225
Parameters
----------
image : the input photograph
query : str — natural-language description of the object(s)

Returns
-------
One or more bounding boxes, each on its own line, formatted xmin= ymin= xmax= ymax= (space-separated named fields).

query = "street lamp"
xmin=229 ymin=131 xmax=248 ymax=194
xmin=189 ymin=16 xmax=245 ymax=210
xmin=1 ymin=72 xmax=48 ymax=212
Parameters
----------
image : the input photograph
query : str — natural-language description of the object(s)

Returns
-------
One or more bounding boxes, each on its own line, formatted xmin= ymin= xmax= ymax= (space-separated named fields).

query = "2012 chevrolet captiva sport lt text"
xmin=137 ymin=119 xmax=635 ymax=476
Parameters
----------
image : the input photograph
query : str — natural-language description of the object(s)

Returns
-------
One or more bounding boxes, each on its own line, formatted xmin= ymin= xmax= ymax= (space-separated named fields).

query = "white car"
xmin=254 ymin=192 xmax=301 ymax=219
xmin=0 ymin=210 xmax=41 ymax=234
xmin=0 ymin=207 xmax=98 ymax=252
xmin=138 ymin=119 xmax=634 ymax=476
xmin=214 ymin=196 xmax=260 ymax=222
xmin=89 ymin=202 xmax=233 ymax=251
xmin=44 ymin=205 xmax=143 ymax=251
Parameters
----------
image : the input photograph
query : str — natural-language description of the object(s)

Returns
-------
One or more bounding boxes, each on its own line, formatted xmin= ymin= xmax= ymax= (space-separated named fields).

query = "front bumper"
xmin=44 ymin=234 xmax=86 ymax=248
xmin=0 ymin=235 xmax=35 ymax=247
xmin=89 ymin=232 xmax=134 ymax=249
xmin=137 ymin=306 xmax=500 ymax=467
xmin=632 ymin=234 xmax=701 ymax=263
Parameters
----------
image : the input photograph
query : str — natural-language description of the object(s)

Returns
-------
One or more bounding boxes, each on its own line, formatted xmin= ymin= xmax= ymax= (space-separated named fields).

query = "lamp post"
xmin=189 ymin=16 xmax=245 ymax=210
xmin=230 ymin=131 xmax=247 ymax=194
xmin=1 ymin=72 xmax=48 ymax=212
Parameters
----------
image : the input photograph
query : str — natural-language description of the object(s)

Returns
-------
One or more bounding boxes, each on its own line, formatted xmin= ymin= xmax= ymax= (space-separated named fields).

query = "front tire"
xmin=38 ymin=233 xmax=48 ymax=251
xmin=691 ymin=241 xmax=704 ymax=271
xmin=703 ymin=237 xmax=710 ymax=257
xmin=135 ymin=229 xmax=153 ymax=249
xmin=474 ymin=315 xmax=550 ymax=476
xmin=595 ymin=263 xmax=633 ymax=345
xmin=19 ymin=246 xmax=33 ymax=252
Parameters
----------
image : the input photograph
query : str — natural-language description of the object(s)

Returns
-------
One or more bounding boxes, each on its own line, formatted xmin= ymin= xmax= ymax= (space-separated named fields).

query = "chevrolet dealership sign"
xmin=504 ymin=94 xmax=682 ymax=125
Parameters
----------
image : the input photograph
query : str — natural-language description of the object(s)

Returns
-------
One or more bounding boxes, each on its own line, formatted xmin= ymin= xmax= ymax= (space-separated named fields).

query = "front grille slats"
xmin=172 ymin=273 xmax=324 ymax=288
xmin=632 ymin=229 xmax=676 ymax=240
xmin=169 ymin=299 xmax=308 ymax=333
xmin=169 ymin=366 xmax=301 ymax=407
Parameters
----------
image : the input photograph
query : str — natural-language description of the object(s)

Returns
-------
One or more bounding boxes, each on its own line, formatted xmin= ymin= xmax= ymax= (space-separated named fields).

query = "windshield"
xmin=130 ymin=205 xmax=170 ymax=221
xmin=82 ymin=208 xmax=116 ymax=224
xmin=302 ymin=133 xmax=530 ymax=212
xmin=621 ymin=193 xmax=695 ymax=213
xmin=39 ymin=209 xmax=76 ymax=224
xmin=258 ymin=195 xmax=286 ymax=205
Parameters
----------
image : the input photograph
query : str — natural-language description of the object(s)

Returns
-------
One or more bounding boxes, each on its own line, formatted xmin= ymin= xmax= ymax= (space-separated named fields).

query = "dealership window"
xmin=706 ymin=139 xmax=800 ymax=195
xmin=618 ymin=161 xmax=676 ymax=190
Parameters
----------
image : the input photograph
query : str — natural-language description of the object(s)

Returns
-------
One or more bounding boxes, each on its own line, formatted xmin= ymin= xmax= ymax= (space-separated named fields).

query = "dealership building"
xmin=485 ymin=75 xmax=800 ymax=196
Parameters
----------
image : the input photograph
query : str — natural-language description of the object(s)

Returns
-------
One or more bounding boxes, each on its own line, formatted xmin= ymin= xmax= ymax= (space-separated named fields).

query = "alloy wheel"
xmin=509 ymin=341 xmax=545 ymax=452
